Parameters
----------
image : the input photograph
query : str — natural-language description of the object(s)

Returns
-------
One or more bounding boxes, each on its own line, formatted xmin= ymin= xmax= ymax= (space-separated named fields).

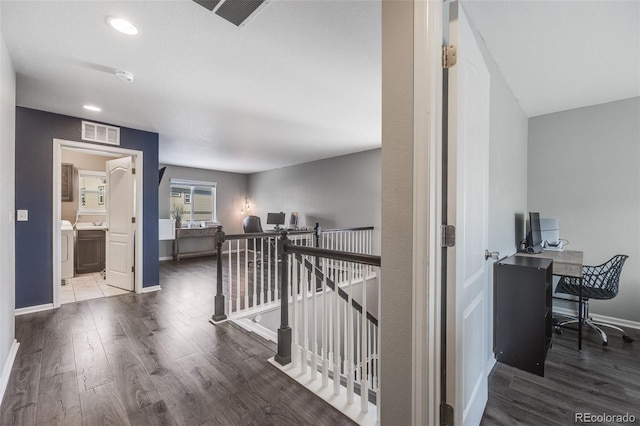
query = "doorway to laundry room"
xmin=52 ymin=139 xmax=144 ymax=307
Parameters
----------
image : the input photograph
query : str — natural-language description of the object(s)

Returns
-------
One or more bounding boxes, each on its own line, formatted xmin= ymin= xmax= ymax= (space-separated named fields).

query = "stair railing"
xmin=274 ymin=231 xmax=381 ymax=416
xmin=211 ymin=224 xmax=374 ymax=321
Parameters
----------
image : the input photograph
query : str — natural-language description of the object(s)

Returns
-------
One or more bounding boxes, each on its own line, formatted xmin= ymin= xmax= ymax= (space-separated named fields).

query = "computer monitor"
xmin=527 ymin=212 xmax=543 ymax=253
xmin=266 ymin=212 xmax=286 ymax=229
xmin=289 ymin=212 xmax=298 ymax=229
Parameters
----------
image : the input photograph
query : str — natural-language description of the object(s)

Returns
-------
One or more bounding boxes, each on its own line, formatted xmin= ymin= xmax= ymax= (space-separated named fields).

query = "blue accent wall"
xmin=15 ymin=107 xmax=159 ymax=308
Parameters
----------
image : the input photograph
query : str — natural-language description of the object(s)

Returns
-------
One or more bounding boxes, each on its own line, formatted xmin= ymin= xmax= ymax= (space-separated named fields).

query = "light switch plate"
xmin=17 ymin=209 xmax=28 ymax=221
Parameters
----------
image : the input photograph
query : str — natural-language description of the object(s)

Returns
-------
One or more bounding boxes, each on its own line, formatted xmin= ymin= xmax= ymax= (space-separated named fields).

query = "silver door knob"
xmin=485 ymin=250 xmax=499 ymax=261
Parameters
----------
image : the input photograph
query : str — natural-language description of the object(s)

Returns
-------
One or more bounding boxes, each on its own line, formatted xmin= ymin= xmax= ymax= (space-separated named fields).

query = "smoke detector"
xmin=115 ymin=70 xmax=134 ymax=83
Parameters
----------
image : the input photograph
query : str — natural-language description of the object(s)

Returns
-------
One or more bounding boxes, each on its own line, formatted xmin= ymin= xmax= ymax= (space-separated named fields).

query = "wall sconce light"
xmin=240 ymin=197 xmax=251 ymax=215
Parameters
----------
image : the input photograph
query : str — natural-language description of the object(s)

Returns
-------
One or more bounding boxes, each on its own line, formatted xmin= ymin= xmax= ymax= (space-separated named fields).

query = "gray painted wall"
xmin=247 ymin=149 xmax=381 ymax=254
xmin=0 ymin=22 xmax=16 ymax=386
xmin=528 ymin=97 xmax=640 ymax=322
xmin=380 ymin=1 xmax=413 ymax=422
xmin=158 ymin=165 xmax=248 ymax=259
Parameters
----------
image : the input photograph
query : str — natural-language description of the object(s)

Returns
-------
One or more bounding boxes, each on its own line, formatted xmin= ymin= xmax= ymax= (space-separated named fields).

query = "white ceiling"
xmin=1 ymin=1 xmax=638 ymax=173
xmin=463 ymin=0 xmax=640 ymax=117
xmin=1 ymin=0 xmax=381 ymax=173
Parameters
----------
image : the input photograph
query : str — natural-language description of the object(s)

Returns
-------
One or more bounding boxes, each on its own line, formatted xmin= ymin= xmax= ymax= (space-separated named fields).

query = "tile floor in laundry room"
xmin=61 ymin=272 xmax=130 ymax=304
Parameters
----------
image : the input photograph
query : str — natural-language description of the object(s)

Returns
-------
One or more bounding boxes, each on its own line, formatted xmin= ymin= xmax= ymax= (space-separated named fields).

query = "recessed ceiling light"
xmin=83 ymin=105 xmax=102 ymax=112
xmin=107 ymin=17 xmax=139 ymax=35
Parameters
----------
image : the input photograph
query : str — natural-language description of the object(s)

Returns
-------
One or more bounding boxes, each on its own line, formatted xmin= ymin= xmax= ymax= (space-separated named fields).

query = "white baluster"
xmin=269 ymin=238 xmax=275 ymax=302
xmin=355 ymin=311 xmax=360 ymax=382
xmin=236 ymin=240 xmax=241 ymax=313
xmin=301 ymin=257 xmax=308 ymax=375
xmin=292 ymin=254 xmax=298 ymax=367
xmin=227 ymin=241 xmax=233 ymax=315
xmin=252 ymin=238 xmax=257 ymax=309
xmin=321 ymin=258 xmax=329 ymax=388
xmin=346 ymin=264 xmax=354 ymax=404
xmin=311 ymin=255 xmax=318 ymax=381
xmin=361 ymin=261 xmax=369 ymax=414
xmin=333 ymin=258 xmax=341 ymax=396
xmin=274 ymin=237 xmax=278 ymax=302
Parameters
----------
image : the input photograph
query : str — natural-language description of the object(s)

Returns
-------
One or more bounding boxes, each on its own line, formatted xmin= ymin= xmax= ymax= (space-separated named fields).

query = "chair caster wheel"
xmin=623 ymin=335 xmax=634 ymax=343
xmin=602 ymin=341 xmax=608 ymax=346
xmin=554 ymin=329 xmax=563 ymax=335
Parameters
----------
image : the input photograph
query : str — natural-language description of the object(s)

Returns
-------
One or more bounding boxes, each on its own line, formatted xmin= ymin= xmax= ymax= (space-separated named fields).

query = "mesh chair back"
xmin=556 ymin=254 xmax=628 ymax=300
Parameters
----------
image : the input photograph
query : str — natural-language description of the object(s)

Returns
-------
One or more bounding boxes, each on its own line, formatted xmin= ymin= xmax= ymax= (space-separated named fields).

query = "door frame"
xmin=411 ymin=0 xmax=444 ymax=425
xmin=52 ymin=138 xmax=144 ymax=308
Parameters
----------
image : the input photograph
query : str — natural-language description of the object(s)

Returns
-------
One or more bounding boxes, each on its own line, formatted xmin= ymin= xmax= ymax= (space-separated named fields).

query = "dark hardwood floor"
xmin=1 ymin=257 xmax=355 ymax=426
xmin=482 ymin=323 xmax=640 ymax=425
xmin=4 ymin=255 xmax=638 ymax=425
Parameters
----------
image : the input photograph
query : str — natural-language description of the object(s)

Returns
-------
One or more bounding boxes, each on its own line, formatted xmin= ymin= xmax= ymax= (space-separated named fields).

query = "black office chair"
xmin=243 ymin=215 xmax=263 ymax=234
xmin=243 ymin=215 xmax=265 ymax=265
xmin=554 ymin=254 xmax=632 ymax=346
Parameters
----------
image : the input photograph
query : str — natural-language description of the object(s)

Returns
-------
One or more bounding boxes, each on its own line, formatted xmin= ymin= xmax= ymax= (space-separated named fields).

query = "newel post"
xmin=212 ymin=225 xmax=227 ymax=322
xmin=275 ymin=230 xmax=292 ymax=365
xmin=314 ymin=222 xmax=322 ymax=290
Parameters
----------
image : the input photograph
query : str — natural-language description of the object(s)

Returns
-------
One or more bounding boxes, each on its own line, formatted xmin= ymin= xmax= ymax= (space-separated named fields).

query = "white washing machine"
xmin=61 ymin=220 xmax=74 ymax=280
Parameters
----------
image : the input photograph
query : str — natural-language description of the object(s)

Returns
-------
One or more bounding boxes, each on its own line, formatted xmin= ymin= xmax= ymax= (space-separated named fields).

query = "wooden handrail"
xmin=285 ymin=244 xmax=381 ymax=267
xmin=294 ymin=253 xmax=378 ymax=326
xmin=320 ymin=226 xmax=375 ymax=233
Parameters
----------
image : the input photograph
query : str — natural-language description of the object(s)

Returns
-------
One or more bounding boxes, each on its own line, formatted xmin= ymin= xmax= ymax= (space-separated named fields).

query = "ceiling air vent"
xmin=193 ymin=0 xmax=267 ymax=27
xmin=216 ymin=0 xmax=265 ymax=26
xmin=82 ymin=121 xmax=120 ymax=146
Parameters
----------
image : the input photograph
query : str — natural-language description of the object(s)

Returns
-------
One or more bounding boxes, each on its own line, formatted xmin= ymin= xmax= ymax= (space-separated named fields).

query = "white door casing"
xmin=446 ymin=2 xmax=491 ymax=425
xmin=106 ymin=156 xmax=135 ymax=291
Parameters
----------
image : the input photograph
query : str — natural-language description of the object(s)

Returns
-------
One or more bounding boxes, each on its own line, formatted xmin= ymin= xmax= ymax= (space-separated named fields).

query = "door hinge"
xmin=440 ymin=403 xmax=454 ymax=426
xmin=131 ymin=266 xmax=135 ymax=273
xmin=132 ymin=217 xmax=136 ymax=223
xmin=132 ymin=168 xmax=136 ymax=174
xmin=443 ymin=45 xmax=457 ymax=68
xmin=441 ymin=224 xmax=456 ymax=248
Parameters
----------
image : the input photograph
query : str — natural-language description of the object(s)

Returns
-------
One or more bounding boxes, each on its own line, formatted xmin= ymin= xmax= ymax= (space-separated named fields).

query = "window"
xmin=169 ymin=179 xmax=217 ymax=223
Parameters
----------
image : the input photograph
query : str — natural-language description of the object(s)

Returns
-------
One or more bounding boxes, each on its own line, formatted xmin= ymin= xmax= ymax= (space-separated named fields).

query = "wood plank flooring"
xmin=1 ymin=257 xmax=355 ymax=426
xmin=5 ymin=255 xmax=639 ymax=425
xmin=482 ymin=323 xmax=640 ymax=425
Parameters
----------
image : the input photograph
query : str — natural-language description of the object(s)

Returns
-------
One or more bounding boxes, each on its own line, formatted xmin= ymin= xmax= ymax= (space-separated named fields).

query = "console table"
xmin=173 ymin=227 xmax=218 ymax=261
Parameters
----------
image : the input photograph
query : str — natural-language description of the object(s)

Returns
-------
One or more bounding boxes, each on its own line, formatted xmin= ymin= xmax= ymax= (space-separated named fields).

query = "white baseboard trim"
xmin=141 ymin=285 xmax=162 ymax=294
xmin=486 ymin=355 xmax=497 ymax=376
xmin=0 ymin=340 xmax=20 ymax=404
xmin=222 ymin=249 xmax=242 ymax=255
xmin=268 ymin=357 xmax=378 ymax=426
xmin=553 ymin=306 xmax=640 ymax=330
xmin=15 ymin=303 xmax=54 ymax=316
xmin=159 ymin=256 xmax=173 ymax=261
xmin=233 ymin=318 xmax=277 ymax=343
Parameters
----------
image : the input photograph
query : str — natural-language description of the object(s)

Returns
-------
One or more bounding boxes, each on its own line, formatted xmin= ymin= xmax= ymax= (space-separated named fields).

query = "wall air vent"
xmin=81 ymin=121 xmax=120 ymax=146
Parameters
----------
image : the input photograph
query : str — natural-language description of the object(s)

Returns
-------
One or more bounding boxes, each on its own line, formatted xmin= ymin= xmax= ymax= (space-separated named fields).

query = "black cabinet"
xmin=495 ymin=255 xmax=553 ymax=377
xmin=76 ymin=230 xmax=105 ymax=274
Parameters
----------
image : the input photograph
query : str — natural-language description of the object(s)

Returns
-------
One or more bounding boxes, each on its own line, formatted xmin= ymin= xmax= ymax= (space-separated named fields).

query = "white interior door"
xmin=106 ymin=156 xmax=135 ymax=291
xmin=445 ymin=2 xmax=491 ymax=425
